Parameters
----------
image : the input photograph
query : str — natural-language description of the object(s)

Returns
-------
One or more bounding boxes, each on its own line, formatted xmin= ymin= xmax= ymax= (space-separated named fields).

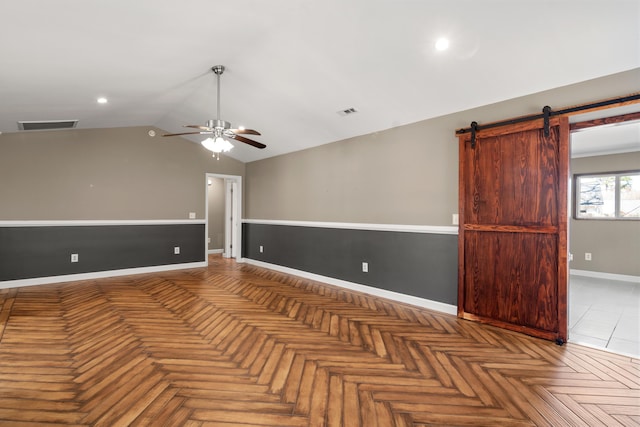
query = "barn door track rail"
xmin=457 ymin=93 xmax=640 ymax=148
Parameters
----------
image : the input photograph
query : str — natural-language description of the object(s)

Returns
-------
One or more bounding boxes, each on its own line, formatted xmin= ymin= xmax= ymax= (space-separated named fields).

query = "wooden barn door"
xmin=458 ymin=116 xmax=569 ymax=342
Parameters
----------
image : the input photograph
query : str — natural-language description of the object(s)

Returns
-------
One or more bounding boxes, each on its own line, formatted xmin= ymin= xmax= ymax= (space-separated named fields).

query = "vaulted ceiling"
xmin=1 ymin=1 xmax=638 ymax=162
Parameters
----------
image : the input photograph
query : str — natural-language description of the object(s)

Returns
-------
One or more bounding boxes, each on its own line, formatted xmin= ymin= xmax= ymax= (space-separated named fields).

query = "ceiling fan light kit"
xmin=163 ymin=65 xmax=266 ymax=159
xmin=202 ymin=136 xmax=234 ymax=159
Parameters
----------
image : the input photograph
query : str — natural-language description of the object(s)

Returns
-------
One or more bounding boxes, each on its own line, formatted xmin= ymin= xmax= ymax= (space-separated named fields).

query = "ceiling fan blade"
xmin=233 ymin=134 xmax=266 ymax=149
xmin=184 ymin=125 xmax=213 ymax=131
xmin=231 ymin=128 xmax=261 ymax=136
xmin=163 ymin=131 xmax=211 ymax=137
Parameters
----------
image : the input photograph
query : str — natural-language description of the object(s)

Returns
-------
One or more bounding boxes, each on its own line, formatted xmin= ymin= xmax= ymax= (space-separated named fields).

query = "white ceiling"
xmin=1 ymin=0 xmax=638 ymax=163
xmin=571 ymin=119 xmax=640 ymax=158
xmin=570 ymin=104 xmax=640 ymax=157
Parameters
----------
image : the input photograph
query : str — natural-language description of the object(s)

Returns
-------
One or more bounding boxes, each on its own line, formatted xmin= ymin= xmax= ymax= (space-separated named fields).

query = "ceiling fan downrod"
xmin=212 ymin=65 xmax=225 ymax=123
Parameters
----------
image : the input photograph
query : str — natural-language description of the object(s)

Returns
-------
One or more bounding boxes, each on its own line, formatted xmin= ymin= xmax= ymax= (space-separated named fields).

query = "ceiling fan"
xmin=163 ymin=65 xmax=266 ymax=158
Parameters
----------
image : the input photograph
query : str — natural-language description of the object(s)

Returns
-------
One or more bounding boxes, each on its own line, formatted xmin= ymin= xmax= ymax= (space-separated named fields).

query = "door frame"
xmin=205 ymin=173 xmax=242 ymax=263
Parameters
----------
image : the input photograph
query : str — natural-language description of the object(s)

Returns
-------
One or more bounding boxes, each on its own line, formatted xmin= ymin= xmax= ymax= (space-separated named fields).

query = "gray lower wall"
xmin=0 ymin=223 xmax=205 ymax=281
xmin=242 ymin=223 xmax=458 ymax=305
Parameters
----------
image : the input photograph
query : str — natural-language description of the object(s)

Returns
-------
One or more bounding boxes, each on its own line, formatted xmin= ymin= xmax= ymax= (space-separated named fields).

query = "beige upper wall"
xmin=570 ymin=152 xmax=640 ymax=276
xmin=246 ymin=121 xmax=459 ymax=224
xmin=245 ymin=68 xmax=640 ymax=225
xmin=2 ymin=69 xmax=638 ymax=225
xmin=0 ymin=126 xmax=245 ymax=220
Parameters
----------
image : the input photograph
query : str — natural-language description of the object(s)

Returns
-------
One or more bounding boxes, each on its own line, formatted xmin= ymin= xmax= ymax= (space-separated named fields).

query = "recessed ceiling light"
xmin=97 ymin=97 xmax=108 ymax=104
xmin=435 ymin=37 xmax=450 ymax=51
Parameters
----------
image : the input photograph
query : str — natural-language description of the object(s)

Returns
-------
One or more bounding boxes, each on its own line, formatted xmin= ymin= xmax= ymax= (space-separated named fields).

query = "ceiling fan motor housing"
xmin=206 ymin=119 xmax=231 ymax=129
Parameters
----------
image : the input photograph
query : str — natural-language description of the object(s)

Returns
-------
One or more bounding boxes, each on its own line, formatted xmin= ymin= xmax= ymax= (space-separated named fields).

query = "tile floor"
xmin=569 ymin=274 xmax=640 ymax=358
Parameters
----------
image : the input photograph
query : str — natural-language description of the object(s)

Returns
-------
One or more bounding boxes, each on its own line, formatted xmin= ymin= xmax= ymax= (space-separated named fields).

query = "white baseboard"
xmin=244 ymin=259 xmax=458 ymax=316
xmin=0 ymin=261 xmax=208 ymax=290
xmin=570 ymin=269 xmax=640 ymax=283
xmin=208 ymin=249 xmax=224 ymax=254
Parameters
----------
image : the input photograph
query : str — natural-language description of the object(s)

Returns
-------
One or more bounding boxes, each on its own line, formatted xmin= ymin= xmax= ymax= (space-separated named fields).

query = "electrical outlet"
xmin=207 ymin=237 xmax=211 ymax=244
xmin=174 ymin=246 xmax=180 ymax=255
xmin=259 ymin=245 xmax=264 ymax=253
xmin=362 ymin=262 xmax=369 ymax=273
xmin=189 ymin=212 xmax=196 ymax=219
xmin=452 ymin=214 xmax=459 ymax=225
xmin=585 ymin=252 xmax=592 ymax=261
xmin=71 ymin=253 xmax=78 ymax=263
xmin=569 ymin=253 xmax=573 ymax=261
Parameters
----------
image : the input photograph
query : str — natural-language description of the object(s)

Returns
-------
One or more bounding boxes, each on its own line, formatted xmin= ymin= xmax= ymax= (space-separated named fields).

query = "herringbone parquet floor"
xmin=0 ymin=256 xmax=638 ymax=426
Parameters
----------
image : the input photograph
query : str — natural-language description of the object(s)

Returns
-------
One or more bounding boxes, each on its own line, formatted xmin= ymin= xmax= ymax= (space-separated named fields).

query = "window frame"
xmin=572 ymin=169 xmax=640 ymax=220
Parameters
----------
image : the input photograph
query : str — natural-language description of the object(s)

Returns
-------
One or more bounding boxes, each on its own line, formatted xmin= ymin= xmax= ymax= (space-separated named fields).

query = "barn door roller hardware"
xmin=457 ymin=93 xmax=640 ymax=148
xmin=470 ymin=121 xmax=478 ymax=148
xmin=542 ymin=105 xmax=551 ymax=137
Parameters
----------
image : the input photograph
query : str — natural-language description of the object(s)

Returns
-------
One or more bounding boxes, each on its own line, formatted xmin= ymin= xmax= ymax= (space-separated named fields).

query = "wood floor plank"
xmin=183 ymin=398 xmax=294 ymax=413
xmin=293 ymin=360 xmax=318 ymax=416
xmin=327 ymin=374 xmax=344 ymax=427
xmin=308 ymin=367 xmax=330 ymax=427
xmin=553 ymin=393 xmax=609 ymax=427
xmin=0 ymin=254 xmax=637 ymax=425
xmin=129 ymin=388 xmax=183 ymax=426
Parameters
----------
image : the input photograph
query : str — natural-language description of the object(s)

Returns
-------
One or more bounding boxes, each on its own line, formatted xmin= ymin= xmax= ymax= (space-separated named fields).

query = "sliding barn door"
xmin=458 ymin=117 xmax=569 ymax=342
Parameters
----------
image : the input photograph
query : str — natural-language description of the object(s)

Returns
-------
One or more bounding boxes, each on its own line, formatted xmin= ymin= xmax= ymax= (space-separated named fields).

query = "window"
xmin=574 ymin=171 xmax=640 ymax=219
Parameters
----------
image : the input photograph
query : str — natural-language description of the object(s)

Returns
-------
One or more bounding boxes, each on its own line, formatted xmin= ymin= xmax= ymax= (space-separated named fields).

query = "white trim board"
xmin=243 ymin=219 xmax=458 ymax=235
xmin=244 ymin=258 xmax=458 ymax=316
xmin=0 ymin=262 xmax=207 ymax=290
xmin=570 ymin=269 xmax=640 ymax=283
xmin=208 ymin=249 xmax=224 ymax=254
xmin=0 ymin=219 xmax=206 ymax=227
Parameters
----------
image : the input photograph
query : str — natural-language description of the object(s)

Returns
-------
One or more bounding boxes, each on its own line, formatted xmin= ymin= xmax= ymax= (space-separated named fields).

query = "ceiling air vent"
xmin=337 ymin=107 xmax=358 ymax=116
xmin=17 ymin=120 xmax=78 ymax=131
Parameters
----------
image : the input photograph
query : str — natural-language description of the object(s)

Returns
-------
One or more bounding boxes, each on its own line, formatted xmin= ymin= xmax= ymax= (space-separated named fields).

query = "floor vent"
xmin=17 ymin=120 xmax=78 ymax=131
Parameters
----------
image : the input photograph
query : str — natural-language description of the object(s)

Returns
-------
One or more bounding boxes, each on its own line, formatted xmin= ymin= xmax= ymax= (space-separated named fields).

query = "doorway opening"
xmin=567 ymin=105 xmax=640 ymax=358
xmin=206 ymin=173 xmax=242 ymax=262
